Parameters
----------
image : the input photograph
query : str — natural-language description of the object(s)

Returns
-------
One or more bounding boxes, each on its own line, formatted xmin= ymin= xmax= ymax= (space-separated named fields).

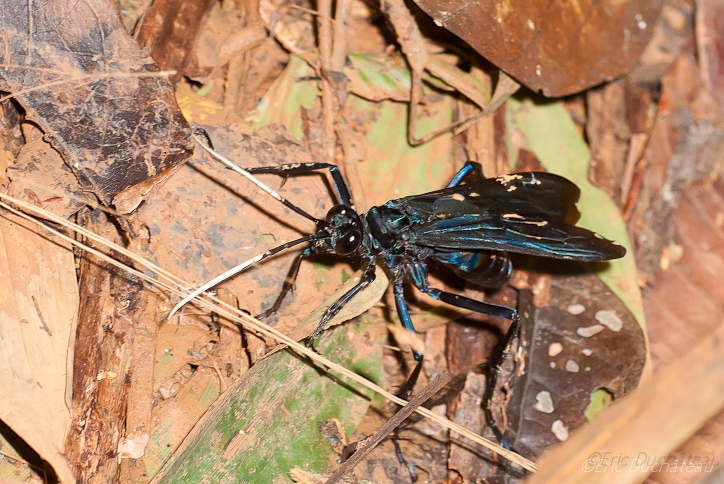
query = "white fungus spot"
xmin=550 ymin=361 xmax=556 ymax=369
xmin=548 ymin=343 xmax=563 ymax=357
xmin=577 ymin=324 xmax=605 ymax=338
xmin=97 ymin=370 xmax=117 ymax=380
xmin=552 ymin=420 xmax=569 ymax=441
xmin=534 ymin=391 xmax=554 ymax=413
xmin=565 ymin=360 xmax=580 ymax=372
xmin=595 ymin=310 xmax=623 ymax=332
xmin=635 ymin=13 xmax=647 ymax=29
xmin=582 ymin=348 xmax=593 ymax=357
xmin=528 ymin=18 xmax=535 ymax=30
xmin=536 ymin=64 xmax=542 ymax=76
xmin=567 ymin=304 xmax=585 ymax=315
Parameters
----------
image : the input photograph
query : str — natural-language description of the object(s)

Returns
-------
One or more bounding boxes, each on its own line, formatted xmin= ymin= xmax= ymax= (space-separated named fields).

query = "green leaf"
xmin=584 ymin=388 xmax=614 ymax=421
xmin=152 ymin=318 xmax=383 ymax=484
xmin=346 ymin=54 xmax=413 ymax=102
xmin=251 ymin=56 xmax=318 ymax=139
xmin=348 ymin=95 xmax=454 ymax=206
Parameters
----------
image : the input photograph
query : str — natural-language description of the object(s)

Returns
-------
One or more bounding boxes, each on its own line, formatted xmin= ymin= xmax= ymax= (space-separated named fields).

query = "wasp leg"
xmin=392 ymin=430 xmax=419 ymax=483
xmin=446 ymin=160 xmax=483 ymax=188
xmin=419 ymin=286 xmax=519 ymax=450
xmin=244 ymin=163 xmax=355 ymax=208
xmin=257 ymin=247 xmax=314 ymax=319
xmin=391 ymin=280 xmax=424 ymax=482
xmin=393 ymin=281 xmax=423 ymax=361
xmin=308 ymin=261 xmax=377 ymax=342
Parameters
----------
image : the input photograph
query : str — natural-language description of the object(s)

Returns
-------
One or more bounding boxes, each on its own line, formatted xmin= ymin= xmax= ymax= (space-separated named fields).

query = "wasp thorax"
xmin=325 ymin=204 xmax=363 ymax=255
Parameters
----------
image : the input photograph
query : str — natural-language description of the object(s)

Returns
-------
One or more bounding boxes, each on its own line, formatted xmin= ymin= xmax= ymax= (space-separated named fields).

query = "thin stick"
xmin=409 ymin=70 xmax=521 ymax=146
xmin=331 ymin=0 xmax=351 ymax=72
xmin=317 ymin=0 xmax=336 ymax=163
xmin=0 ymin=194 xmax=536 ymax=472
xmin=325 ymin=369 xmax=451 ymax=484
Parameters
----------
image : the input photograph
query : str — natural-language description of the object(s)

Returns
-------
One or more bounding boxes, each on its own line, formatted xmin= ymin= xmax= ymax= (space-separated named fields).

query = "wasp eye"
xmin=333 ymin=228 xmax=361 ymax=255
xmin=325 ymin=204 xmax=363 ymax=255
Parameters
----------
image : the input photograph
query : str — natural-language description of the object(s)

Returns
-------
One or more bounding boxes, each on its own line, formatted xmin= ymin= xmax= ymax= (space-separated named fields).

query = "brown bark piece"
xmin=645 ymin=178 xmax=724 ymax=370
xmin=0 ymin=0 xmax=193 ymax=214
xmin=119 ymin=295 xmax=158 ymax=460
xmin=626 ymin=54 xmax=724 ymax=285
xmin=64 ymin=210 xmax=145 ymax=483
xmin=448 ymin=373 xmax=493 ymax=482
xmin=696 ymin=0 xmax=724 ymax=113
xmin=587 ymin=79 xmax=631 ymax=204
xmin=414 ymin=0 xmax=662 ymax=97
xmin=134 ymin=0 xmax=218 ymax=84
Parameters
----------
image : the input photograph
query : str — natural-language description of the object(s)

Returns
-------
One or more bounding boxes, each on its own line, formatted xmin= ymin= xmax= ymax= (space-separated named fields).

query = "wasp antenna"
xmin=191 ymin=133 xmax=322 ymax=224
xmin=168 ymin=232 xmax=327 ymax=319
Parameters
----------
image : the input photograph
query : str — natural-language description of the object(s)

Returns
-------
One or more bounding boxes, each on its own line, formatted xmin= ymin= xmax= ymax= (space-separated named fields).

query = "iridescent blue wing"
xmin=389 ymin=172 xmax=625 ymax=261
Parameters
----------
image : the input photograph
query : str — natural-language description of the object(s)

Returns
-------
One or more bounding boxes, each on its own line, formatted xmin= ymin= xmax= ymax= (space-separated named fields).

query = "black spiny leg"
xmin=244 ymin=163 xmax=355 ymax=208
xmin=392 ymin=359 xmax=423 ymax=482
xmin=419 ymin=286 xmax=519 ymax=450
xmin=481 ymin=312 xmax=520 ymax=449
xmin=258 ymin=247 xmax=313 ymax=319
xmin=391 ymin=280 xmax=422 ymax=481
xmin=308 ymin=261 xmax=377 ymax=342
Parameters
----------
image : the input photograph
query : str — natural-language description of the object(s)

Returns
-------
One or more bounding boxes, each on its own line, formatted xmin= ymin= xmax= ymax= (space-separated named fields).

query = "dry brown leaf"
xmin=0 ymin=0 xmax=193 ymax=213
xmin=415 ymin=0 xmax=663 ymax=96
xmin=0 ymin=213 xmax=77 ymax=484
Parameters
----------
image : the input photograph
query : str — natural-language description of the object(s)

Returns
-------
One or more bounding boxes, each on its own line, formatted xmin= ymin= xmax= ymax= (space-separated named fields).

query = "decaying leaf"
xmin=512 ymin=272 xmax=645 ymax=457
xmin=137 ymin=123 xmax=353 ymax=332
xmin=0 ymin=0 xmax=193 ymax=213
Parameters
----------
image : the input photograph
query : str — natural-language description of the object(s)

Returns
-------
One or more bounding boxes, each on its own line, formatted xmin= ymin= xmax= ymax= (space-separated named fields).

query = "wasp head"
xmin=324 ymin=204 xmax=363 ymax=255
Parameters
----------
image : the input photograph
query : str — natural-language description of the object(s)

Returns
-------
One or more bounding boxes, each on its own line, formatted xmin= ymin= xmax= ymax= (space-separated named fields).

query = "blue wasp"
xmin=237 ymin=159 xmax=626 ymax=451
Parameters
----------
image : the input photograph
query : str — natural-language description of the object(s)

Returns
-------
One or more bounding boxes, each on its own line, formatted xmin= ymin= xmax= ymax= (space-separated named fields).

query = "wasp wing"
xmin=389 ymin=172 xmax=625 ymax=261
xmin=395 ymin=172 xmax=583 ymax=224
